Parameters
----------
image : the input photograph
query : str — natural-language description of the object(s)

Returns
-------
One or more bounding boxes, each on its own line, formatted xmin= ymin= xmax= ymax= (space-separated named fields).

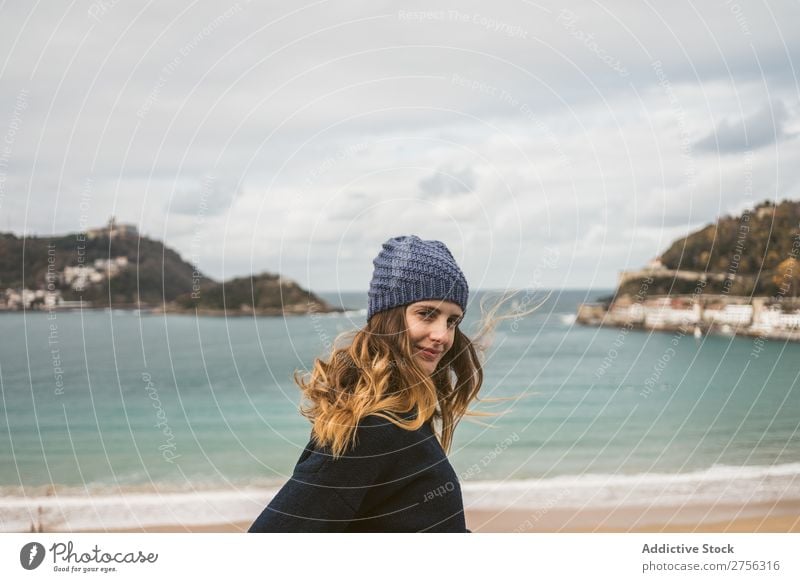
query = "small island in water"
xmin=577 ymin=199 xmax=800 ymax=342
xmin=0 ymin=217 xmax=341 ymax=316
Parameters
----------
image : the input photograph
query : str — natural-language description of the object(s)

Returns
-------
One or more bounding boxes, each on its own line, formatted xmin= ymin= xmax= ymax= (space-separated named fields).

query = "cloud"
xmin=325 ymin=192 xmax=370 ymax=221
xmin=166 ymin=177 xmax=240 ymax=216
xmin=418 ymin=165 xmax=476 ymax=198
xmin=694 ymin=101 xmax=795 ymax=153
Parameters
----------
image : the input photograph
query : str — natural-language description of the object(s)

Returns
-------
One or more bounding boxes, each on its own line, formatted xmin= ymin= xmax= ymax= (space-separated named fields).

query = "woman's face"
xmin=404 ymin=300 xmax=464 ymax=376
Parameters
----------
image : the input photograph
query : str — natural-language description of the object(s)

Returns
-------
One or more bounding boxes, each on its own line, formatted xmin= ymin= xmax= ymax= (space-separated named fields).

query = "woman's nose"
xmin=429 ymin=320 xmax=449 ymax=342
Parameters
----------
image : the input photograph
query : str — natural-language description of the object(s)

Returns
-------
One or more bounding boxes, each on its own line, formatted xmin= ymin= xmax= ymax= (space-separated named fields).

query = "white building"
xmin=779 ymin=311 xmax=800 ymax=329
xmin=705 ymin=304 xmax=753 ymax=326
xmin=642 ymin=298 xmax=698 ymax=328
xmin=609 ymin=302 xmax=645 ymax=323
xmin=751 ymin=305 xmax=800 ymax=331
xmin=63 ymin=256 xmax=128 ymax=290
xmin=63 ymin=265 xmax=104 ymax=290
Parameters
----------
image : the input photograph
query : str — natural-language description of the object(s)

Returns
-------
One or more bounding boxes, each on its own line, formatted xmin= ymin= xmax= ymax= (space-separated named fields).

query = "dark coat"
xmin=248 ymin=414 xmax=469 ymax=532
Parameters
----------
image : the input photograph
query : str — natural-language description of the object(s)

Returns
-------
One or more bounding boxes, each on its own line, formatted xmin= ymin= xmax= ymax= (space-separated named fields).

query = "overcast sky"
xmin=1 ymin=0 xmax=798 ymax=291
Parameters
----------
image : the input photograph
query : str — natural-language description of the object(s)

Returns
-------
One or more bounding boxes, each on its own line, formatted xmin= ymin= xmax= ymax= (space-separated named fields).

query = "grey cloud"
xmin=166 ymin=177 xmax=240 ymax=216
xmin=419 ymin=165 xmax=476 ymax=198
xmin=694 ymin=101 xmax=795 ymax=153
xmin=326 ymin=192 xmax=369 ymax=221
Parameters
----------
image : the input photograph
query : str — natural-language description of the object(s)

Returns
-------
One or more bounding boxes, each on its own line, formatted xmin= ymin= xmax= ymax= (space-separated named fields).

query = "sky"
xmin=0 ymin=0 xmax=798 ymax=292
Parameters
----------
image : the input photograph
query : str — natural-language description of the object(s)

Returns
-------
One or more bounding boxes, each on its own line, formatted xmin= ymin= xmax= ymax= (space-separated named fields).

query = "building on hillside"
xmin=87 ymin=216 xmax=138 ymax=240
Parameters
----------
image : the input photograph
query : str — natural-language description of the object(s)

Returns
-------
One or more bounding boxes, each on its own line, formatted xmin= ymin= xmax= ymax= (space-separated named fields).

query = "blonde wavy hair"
xmin=297 ymin=292 xmax=541 ymax=458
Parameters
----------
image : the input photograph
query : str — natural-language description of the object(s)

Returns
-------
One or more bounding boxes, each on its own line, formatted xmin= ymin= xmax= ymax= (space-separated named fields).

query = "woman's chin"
xmin=413 ymin=357 xmax=436 ymax=376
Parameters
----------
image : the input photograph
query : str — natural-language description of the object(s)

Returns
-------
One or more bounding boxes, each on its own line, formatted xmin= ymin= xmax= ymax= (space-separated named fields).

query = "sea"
xmin=1 ymin=289 xmax=799 ymax=531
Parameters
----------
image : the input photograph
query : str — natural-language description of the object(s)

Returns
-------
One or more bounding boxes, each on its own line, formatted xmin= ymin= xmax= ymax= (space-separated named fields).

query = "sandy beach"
xmin=87 ymin=501 xmax=800 ymax=533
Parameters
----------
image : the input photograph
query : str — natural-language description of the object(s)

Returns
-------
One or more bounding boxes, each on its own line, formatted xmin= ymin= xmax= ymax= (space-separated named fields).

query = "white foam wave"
xmin=315 ymin=308 xmax=366 ymax=318
xmin=0 ymin=487 xmax=279 ymax=532
xmin=559 ymin=313 xmax=577 ymax=326
xmin=462 ymin=462 xmax=800 ymax=509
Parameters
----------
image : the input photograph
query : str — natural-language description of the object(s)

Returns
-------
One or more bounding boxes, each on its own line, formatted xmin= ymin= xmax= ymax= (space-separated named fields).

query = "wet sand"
xmin=92 ymin=500 xmax=800 ymax=533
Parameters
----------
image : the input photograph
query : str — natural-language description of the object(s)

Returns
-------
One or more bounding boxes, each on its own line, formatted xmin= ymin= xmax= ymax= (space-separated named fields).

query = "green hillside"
xmin=617 ymin=199 xmax=800 ymax=298
xmin=173 ymin=272 xmax=333 ymax=314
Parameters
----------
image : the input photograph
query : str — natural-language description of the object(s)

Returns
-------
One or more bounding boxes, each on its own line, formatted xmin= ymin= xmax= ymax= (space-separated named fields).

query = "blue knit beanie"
xmin=367 ymin=235 xmax=469 ymax=321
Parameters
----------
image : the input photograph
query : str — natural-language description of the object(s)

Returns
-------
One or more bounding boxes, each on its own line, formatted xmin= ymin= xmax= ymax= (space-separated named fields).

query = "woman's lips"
xmin=417 ymin=346 xmax=442 ymax=360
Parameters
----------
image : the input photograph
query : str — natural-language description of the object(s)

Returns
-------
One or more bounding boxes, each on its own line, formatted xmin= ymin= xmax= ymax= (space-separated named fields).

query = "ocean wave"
xmin=559 ymin=313 xmax=577 ymax=326
xmin=314 ymin=308 xmax=366 ymax=318
xmin=461 ymin=462 xmax=800 ymax=509
xmin=0 ymin=487 xmax=277 ymax=532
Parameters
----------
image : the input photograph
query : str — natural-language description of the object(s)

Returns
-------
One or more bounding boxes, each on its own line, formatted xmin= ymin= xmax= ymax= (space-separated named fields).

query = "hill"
xmin=616 ymin=199 xmax=800 ymax=299
xmin=0 ymin=222 xmax=338 ymax=314
xmin=0 ymin=230 xmax=204 ymax=306
xmin=172 ymin=272 xmax=336 ymax=315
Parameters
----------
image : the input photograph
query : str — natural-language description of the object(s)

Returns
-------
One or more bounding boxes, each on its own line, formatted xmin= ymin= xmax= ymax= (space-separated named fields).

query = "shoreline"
xmin=32 ymin=499 xmax=795 ymax=533
xmin=577 ymin=318 xmax=800 ymax=343
xmin=0 ymin=305 xmax=350 ymax=317
xmin=85 ymin=503 xmax=800 ymax=533
xmin=576 ymin=293 xmax=800 ymax=343
xmin=6 ymin=465 xmax=800 ymax=533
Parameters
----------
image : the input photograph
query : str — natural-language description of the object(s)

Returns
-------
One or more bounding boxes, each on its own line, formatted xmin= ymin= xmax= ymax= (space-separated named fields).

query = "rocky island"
xmin=577 ymin=200 xmax=800 ymax=342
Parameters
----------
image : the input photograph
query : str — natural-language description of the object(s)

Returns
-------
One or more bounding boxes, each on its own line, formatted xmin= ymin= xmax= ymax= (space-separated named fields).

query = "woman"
xmin=249 ymin=234 xmax=486 ymax=532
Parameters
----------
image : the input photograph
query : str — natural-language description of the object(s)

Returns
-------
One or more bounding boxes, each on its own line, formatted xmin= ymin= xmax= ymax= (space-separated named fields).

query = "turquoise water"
xmin=1 ymin=289 xmax=798 ymax=497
